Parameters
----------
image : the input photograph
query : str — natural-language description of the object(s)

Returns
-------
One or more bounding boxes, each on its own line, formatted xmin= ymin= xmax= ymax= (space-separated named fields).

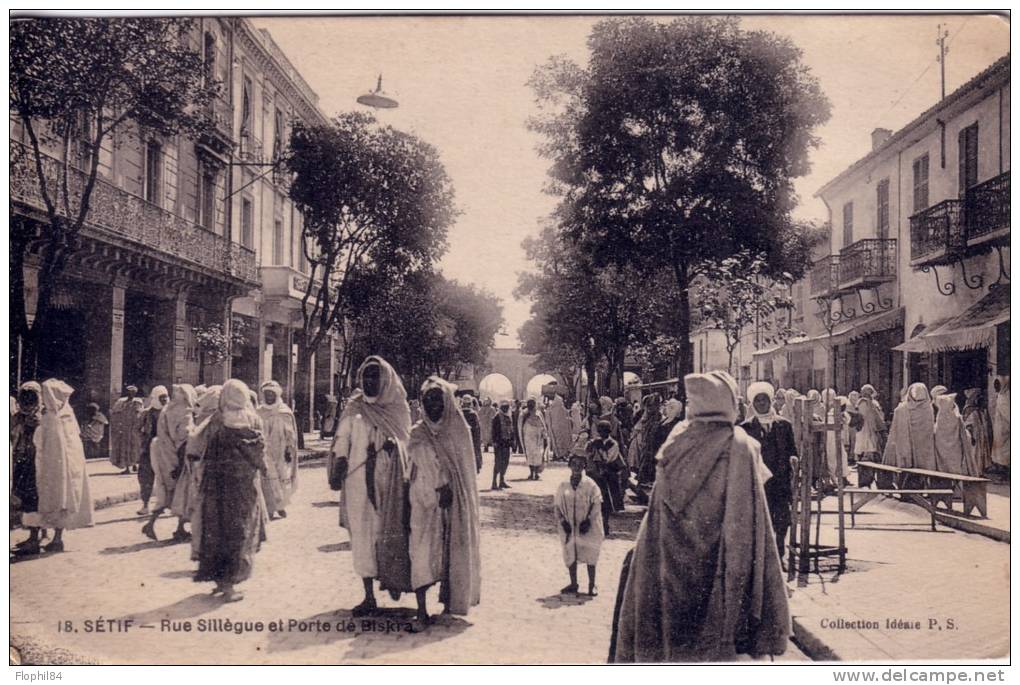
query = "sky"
xmin=251 ymin=13 xmax=1009 ymax=348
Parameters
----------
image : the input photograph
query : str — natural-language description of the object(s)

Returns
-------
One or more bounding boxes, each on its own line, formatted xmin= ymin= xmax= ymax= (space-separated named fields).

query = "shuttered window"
xmin=842 ymin=202 xmax=854 ymax=247
xmin=912 ymin=154 xmax=929 ymax=213
xmin=876 ymin=179 xmax=889 ymax=239
xmin=958 ymin=124 xmax=979 ymax=195
xmin=241 ymin=198 xmax=254 ymax=248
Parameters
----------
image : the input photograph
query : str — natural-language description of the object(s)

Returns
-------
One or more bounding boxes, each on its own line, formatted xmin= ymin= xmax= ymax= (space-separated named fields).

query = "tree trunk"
xmin=294 ymin=345 xmax=314 ymax=450
xmin=673 ymin=266 xmax=693 ymax=403
xmin=584 ymin=353 xmax=597 ymax=407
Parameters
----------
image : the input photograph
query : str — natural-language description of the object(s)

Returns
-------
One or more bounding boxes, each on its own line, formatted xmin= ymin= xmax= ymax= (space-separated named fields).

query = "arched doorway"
xmin=478 ymin=373 xmax=514 ymax=402
xmin=525 ymin=373 xmax=558 ymax=399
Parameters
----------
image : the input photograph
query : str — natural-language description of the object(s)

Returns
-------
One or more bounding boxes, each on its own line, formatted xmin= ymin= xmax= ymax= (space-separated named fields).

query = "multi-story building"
xmin=757 ymin=54 xmax=1010 ymax=412
xmin=11 ymin=18 xmax=339 ymax=433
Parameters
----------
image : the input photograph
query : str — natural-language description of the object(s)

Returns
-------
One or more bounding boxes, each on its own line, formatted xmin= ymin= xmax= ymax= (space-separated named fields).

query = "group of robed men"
xmin=329 ymin=356 xmax=482 ymax=627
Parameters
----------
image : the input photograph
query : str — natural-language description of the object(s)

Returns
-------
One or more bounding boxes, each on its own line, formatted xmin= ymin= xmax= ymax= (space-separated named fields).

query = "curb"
xmin=933 ymin=511 xmax=1010 ymax=543
xmin=790 ymin=616 xmax=839 ymax=661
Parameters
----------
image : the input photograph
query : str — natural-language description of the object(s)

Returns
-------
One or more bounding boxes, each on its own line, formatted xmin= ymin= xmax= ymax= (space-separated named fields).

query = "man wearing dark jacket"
xmin=491 ymin=401 xmax=515 ymax=490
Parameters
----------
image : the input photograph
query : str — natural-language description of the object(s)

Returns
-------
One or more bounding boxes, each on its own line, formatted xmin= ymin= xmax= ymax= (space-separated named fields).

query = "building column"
xmin=153 ymin=291 xmax=188 ymax=386
xmin=110 ymin=283 xmax=126 ymax=405
xmin=220 ymin=298 xmax=233 ymax=383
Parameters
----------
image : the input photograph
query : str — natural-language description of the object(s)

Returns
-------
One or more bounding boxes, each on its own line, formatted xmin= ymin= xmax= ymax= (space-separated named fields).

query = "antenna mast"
xmin=936 ymin=23 xmax=950 ymax=101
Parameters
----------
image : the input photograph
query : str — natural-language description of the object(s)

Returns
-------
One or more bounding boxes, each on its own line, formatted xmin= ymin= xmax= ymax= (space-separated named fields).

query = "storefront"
xmin=894 ymin=287 xmax=1010 ymax=402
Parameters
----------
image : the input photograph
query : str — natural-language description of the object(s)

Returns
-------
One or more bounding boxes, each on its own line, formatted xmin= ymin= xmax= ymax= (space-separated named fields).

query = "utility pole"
xmin=936 ymin=23 xmax=950 ymax=101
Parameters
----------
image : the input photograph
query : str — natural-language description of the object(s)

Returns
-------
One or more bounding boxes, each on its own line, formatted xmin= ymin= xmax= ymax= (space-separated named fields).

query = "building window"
xmin=876 ymin=179 xmax=889 ymax=240
xmin=241 ymin=76 xmax=253 ymax=140
xmin=273 ymin=218 xmax=284 ymax=264
xmin=200 ymin=169 xmax=217 ymax=231
xmin=273 ymin=108 xmax=284 ymax=160
xmin=958 ymin=123 xmax=979 ymax=196
xmin=203 ymin=32 xmax=216 ymax=86
xmin=144 ymin=140 xmax=162 ymax=206
xmin=241 ymin=198 xmax=254 ymax=248
xmin=842 ymin=202 xmax=853 ymax=247
xmin=912 ymin=154 xmax=929 ymax=213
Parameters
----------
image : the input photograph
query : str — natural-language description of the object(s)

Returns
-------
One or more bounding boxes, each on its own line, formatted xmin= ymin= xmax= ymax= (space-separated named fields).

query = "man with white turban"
xmin=331 ymin=356 xmax=413 ymax=616
xmin=257 ymin=380 xmax=299 ymax=519
xmin=742 ymin=381 xmax=797 ymax=558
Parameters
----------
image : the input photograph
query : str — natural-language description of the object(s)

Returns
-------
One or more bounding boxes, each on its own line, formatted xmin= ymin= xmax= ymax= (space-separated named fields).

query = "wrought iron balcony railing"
xmin=909 ymin=198 xmax=965 ymax=266
xmin=238 ymin=132 xmax=263 ymax=163
xmin=838 ymin=238 xmax=897 ymax=291
xmin=10 ymin=141 xmax=258 ymax=286
xmin=809 ymin=255 xmax=840 ymax=298
xmin=207 ymin=96 xmax=233 ymax=142
xmin=964 ymin=170 xmax=1010 ymax=245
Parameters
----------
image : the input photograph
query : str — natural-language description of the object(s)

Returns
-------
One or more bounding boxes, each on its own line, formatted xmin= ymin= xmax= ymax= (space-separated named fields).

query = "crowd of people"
xmin=8 ymin=357 xmax=1011 ymax=658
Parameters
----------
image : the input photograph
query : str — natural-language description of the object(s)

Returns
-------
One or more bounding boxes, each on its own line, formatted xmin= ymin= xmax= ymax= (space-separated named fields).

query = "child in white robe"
xmin=554 ymin=453 xmax=604 ymax=596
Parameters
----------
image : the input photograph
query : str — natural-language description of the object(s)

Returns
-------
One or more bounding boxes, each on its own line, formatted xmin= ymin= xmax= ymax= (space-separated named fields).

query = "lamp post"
xmin=357 ymin=74 xmax=399 ymax=110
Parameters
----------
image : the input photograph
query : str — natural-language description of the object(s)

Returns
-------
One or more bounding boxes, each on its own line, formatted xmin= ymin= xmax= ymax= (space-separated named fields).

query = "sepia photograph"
xmin=7 ymin=9 xmax=1012 ymax=669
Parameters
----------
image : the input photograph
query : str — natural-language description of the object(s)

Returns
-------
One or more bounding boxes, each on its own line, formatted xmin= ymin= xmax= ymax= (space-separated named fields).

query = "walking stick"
xmin=787 ymin=455 xmax=800 ymax=583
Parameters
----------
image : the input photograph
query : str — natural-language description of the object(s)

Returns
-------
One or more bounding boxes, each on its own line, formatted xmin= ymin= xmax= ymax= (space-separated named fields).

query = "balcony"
xmin=238 ymin=132 xmax=263 ymax=164
xmin=910 ymin=171 xmax=1011 ymax=267
xmin=964 ymin=170 xmax=1010 ymax=248
xmin=838 ymin=238 xmax=897 ymax=292
xmin=10 ymin=141 xmax=258 ymax=287
xmin=199 ymin=96 xmax=233 ymax=154
xmin=809 ymin=255 xmax=840 ymax=298
xmin=909 ymin=199 xmax=965 ymax=266
xmin=260 ymin=265 xmax=326 ymax=308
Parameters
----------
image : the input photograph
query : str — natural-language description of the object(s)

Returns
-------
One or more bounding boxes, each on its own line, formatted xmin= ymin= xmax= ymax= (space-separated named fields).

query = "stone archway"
xmin=525 ymin=373 xmax=558 ymax=399
xmin=478 ymin=372 xmax=514 ymax=402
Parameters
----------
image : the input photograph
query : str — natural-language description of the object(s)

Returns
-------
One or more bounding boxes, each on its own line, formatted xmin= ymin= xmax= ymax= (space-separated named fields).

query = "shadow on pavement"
xmin=100 ymin=539 xmax=177 ymax=555
xmin=312 ymin=501 xmax=339 ymax=508
xmin=117 ymin=592 xmax=225 ymax=624
xmin=317 ymin=541 xmax=351 ymax=553
xmin=536 ymin=593 xmax=594 ymax=610
xmin=160 ymin=569 xmax=195 ymax=580
xmin=478 ymin=492 xmax=558 ymax=535
xmin=265 ymin=606 xmax=470 ymax=660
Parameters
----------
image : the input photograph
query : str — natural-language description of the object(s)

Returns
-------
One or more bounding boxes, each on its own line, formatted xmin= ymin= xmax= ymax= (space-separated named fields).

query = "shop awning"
xmin=751 ymin=344 xmax=783 ymax=360
xmin=769 ymin=307 xmax=905 ymax=357
xmin=893 ymin=287 xmax=1010 ymax=354
xmin=827 ymin=306 xmax=905 ymax=347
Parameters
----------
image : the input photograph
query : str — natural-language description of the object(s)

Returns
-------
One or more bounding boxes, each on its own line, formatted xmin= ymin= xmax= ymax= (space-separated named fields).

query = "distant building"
xmin=756 ymin=54 xmax=1010 ymax=411
xmin=10 ymin=18 xmax=338 ymax=433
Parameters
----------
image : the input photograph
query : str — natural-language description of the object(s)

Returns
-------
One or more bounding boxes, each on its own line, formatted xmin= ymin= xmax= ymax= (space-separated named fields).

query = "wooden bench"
xmin=856 ymin=461 xmax=904 ymax=489
xmin=845 ymin=487 xmax=956 ymax=532
xmin=899 ymin=467 xmax=991 ymax=518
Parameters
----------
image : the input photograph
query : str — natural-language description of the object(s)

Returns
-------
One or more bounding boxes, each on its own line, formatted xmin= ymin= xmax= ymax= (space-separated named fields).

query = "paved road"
xmin=11 ymin=452 xmax=808 ymax=665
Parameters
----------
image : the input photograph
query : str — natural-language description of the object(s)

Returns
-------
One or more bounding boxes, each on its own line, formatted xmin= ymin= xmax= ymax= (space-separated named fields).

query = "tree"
xmin=10 ymin=17 xmax=220 ymax=383
xmin=343 ymin=269 xmax=503 ymax=396
xmin=284 ymin=112 xmax=456 ymax=427
xmin=516 ymin=222 xmax=656 ymax=398
xmin=528 ymin=16 xmax=830 ymax=388
xmin=692 ymin=251 xmax=798 ymax=375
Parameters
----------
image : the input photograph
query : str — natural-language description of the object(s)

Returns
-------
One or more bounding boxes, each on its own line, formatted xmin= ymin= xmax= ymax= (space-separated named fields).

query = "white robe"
xmin=521 ymin=413 xmax=547 ymax=467
xmin=23 ymin=383 xmax=94 ymax=530
xmin=257 ymin=404 xmax=299 ymax=511
xmin=554 ymin=476 xmax=604 ymax=566
xmin=407 ymin=436 xmax=450 ymax=590
xmin=332 ymin=413 xmax=389 ymax=579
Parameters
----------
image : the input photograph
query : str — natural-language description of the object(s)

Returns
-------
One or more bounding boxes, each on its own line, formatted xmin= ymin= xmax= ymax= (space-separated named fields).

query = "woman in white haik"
xmin=23 ymin=379 xmax=95 ymax=552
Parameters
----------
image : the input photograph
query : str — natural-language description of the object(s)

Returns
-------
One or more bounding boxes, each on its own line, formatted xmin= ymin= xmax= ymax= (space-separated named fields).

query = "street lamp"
xmin=357 ymin=74 xmax=398 ymax=109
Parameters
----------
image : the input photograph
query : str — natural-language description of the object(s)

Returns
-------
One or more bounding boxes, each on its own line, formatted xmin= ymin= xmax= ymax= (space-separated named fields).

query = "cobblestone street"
xmin=8 ymin=452 xmax=807 ymax=665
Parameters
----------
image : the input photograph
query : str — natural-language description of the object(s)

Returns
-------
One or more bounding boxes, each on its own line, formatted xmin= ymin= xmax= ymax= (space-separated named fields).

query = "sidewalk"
xmin=85 ymin=433 xmax=332 ymax=511
xmin=788 ymin=490 xmax=1010 ymax=661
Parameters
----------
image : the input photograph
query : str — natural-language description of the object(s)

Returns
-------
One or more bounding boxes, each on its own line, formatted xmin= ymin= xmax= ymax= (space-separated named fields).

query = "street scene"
xmin=9 ymin=13 xmax=1011 ymax=666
